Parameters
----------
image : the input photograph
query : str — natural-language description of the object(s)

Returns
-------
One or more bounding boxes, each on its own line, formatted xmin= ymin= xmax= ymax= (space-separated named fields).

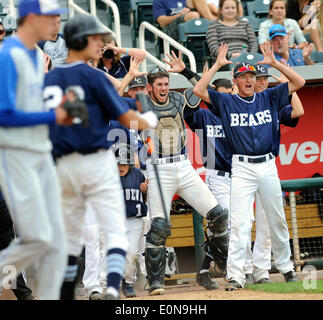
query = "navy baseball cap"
xmin=255 ymin=64 xmax=270 ymax=77
xmin=233 ymin=63 xmax=257 ymax=78
xmin=128 ymin=75 xmax=148 ymax=89
xmin=19 ymin=0 xmax=68 ymax=18
xmin=268 ymin=24 xmax=287 ymax=39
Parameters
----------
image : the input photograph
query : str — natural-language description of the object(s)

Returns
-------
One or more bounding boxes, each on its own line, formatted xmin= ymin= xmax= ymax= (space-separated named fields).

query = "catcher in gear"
xmin=136 ymin=67 xmax=228 ymax=296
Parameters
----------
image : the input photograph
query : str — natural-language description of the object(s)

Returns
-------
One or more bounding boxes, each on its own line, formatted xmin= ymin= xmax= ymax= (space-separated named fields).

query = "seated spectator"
xmin=268 ymin=24 xmax=314 ymax=65
xmin=206 ymin=0 xmax=258 ymax=63
xmin=153 ymin=0 xmax=200 ymax=40
xmin=258 ymin=0 xmax=307 ymax=51
xmin=205 ymin=0 xmax=243 ymax=18
xmin=187 ymin=0 xmax=217 ymax=20
xmin=37 ymin=15 xmax=68 ymax=67
xmin=286 ymin=0 xmax=323 ymax=52
xmin=97 ymin=34 xmax=146 ymax=79
xmin=0 ymin=22 xmax=6 ymax=43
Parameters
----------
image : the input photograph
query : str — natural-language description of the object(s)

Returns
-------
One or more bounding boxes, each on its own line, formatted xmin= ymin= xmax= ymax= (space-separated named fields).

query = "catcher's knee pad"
xmin=206 ymin=205 xmax=228 ymax=235
xmin=145 ymin=247 xmax=167 ymax=288
xmin=146 ymin=218 xmax=171 ymax=246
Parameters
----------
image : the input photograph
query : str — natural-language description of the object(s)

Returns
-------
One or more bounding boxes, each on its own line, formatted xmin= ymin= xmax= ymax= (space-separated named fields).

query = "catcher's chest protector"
xmin=144 ymin=91 xmax=187 ymax=156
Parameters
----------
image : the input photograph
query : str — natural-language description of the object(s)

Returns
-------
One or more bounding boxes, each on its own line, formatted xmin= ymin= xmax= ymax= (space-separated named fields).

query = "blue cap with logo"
xmin=18 ymin=0 xmax=68 ymax=18
xmin=268 ymin=24 xmax=287 ymax=39
xmin=255 ymin=64 xmax=270 ymax=77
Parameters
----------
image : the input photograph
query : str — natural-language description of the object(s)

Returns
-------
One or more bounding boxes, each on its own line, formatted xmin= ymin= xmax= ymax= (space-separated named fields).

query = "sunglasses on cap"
xmin=0 ymin=30 xmax=5 ymax=35
xmin=237 ymin=65 xmax=256 ymax=73
xmin=269 ymin=28 xmax=286 ymax=38
xmin=148 ymin=67 xmax=167 ymax=76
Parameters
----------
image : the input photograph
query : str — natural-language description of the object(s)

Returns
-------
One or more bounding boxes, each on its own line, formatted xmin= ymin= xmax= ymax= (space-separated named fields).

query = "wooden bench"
xmin=166 ymin=204 xmax=323 ymax=248
xmin=166 ymin=212 xmax=206 ymax=247
xmin=251 ymin=203 xmax=323 ymax=241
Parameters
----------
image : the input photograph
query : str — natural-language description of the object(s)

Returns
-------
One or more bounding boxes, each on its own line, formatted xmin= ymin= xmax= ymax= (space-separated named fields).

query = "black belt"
xmin=238 ymin=153 xmax=274 ymax=164
xmin=154 ymin=154 xmax=188 ymax=165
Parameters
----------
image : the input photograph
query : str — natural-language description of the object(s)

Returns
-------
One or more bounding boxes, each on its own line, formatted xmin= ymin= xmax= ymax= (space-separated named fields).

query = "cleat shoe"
xmin=21 ymin=294 xmax=39 ymax=300
xmin=89 ymin=291 xmax=104 ymax=300
xmin=122 ymin=280 xmax=136 ymax=298
xmin=147 ymin=281 xmax=165 ymax=296
xmin=196 ymin=271 xmax=219 ymax=290
xmin=245 ymin=274 xmax=254 ymax=285
xmin=104 ymin=287 xmax=120 ymax=300
xmin=225 ymin=280 xmax=242 ymax=291
xmin=255 ymin=278 xmax=271 ymax=284
xmin=283 ymin=271 xmax=298 ymax=282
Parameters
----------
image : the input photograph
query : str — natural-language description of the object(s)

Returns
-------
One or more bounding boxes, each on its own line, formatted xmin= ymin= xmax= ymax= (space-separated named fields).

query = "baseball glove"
xmin=60 ymin=93 xmax=89 ymax=127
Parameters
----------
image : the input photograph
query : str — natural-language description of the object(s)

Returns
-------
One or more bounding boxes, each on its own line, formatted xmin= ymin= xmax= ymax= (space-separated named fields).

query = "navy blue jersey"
xmin=44 ymin=62 xmax=130 ymax=158
xmin=120 ymin=167 xmax=147 ymax=218
xmin=273 ymin=105 xmax=299 ymax=156
xmin=0 ymin=189 xmax=4 ymax=202
xmin=208 ymin=82 xmax=290 ymax=156
xmin=98 ymin=55 xmax=131 ymax=79
xmin=184 ymin=106 xmax=232 ymax=173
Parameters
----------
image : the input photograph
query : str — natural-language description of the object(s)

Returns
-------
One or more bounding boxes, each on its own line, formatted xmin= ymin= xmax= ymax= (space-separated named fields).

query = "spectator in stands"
xmin=286 ymin=0 xmax=323 ymax=52
xmin=258 ymin=0 xmax=307 ymax=51
xmin=0 ymin=21 xmax=6 ymax=42
xmin=153 ymin=0 xmax=200 ymax=40
xmin=268 ymin=24 xmax=315 ymax=65
xmin=37 ymin=15 xmax=68 ymax=67
xmin=206 ymin=0 xmax=258 ymax=63
xmin=187 ymin=0 xmax=217 ymax=20
xmin=97 ymin=33 xmax=146 ymax=78
xmin=205 ymin=0 xmax=243 ymax=18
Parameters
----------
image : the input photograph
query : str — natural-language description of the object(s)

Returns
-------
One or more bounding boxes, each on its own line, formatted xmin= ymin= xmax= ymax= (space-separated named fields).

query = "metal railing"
xmin=67 ymin=0 xmax=121 ymax=46
xmin=138 ymin=21 xmax=197 ymax=73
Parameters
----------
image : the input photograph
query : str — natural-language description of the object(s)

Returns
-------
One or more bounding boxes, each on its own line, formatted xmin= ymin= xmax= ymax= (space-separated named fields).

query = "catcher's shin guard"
xmin=206 ymin=205 xmax=228 ymax=235
xmin=145 ymin=247 xmax=167 ymax=295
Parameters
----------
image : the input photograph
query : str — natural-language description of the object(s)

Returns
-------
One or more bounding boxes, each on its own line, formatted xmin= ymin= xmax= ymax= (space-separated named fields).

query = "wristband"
xmin=180 ymin=66 xmax=200 ymax=81
xmin=125 ymin=48 xmax=129 ymax=55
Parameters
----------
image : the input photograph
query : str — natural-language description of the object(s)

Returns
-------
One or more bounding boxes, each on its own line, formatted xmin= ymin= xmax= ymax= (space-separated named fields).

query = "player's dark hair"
xmin=147 ymin=67 xmax=169 ymax=85
xmin=212 ymin=78 xmax=232 ymax=90
xmin=17 ymin=17 xmax=26 ymax=27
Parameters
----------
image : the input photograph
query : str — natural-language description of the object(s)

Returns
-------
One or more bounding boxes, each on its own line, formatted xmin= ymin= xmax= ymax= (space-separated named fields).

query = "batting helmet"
xmin=113 ymin=143 xmax=135 ymax=165
xmin=64 ymin=14 xmax=108 ymax=51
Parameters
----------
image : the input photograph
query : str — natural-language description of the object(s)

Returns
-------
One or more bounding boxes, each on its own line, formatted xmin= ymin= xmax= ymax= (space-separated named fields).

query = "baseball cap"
xmin=128 ymin=75 xmax=148 ymax=89
xmin=18 ymin=0 xmax=68 ymax=18
xmin=255 ymin=64 xmax=270 ymax=77
xmin=268 ymin=24 xmax=287 ymax=40
xmin=233 ymin=63 xmax=257 ymax=78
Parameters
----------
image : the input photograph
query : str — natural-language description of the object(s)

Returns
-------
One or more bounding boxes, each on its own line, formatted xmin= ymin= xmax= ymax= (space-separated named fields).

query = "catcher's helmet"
xmin=113 ymin=143 xmax=135 ymax=165
xmin=64 ymin=14 xmax=108 ymax=51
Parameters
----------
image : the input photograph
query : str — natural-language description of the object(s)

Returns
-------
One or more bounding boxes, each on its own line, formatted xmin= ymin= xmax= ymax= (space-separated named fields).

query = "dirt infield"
xmin=1 ymin=270 xmax=322 ymax=300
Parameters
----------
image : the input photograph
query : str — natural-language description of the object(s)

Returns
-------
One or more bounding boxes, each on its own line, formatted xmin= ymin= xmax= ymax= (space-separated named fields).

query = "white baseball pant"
xmin=0 ymin=149 xmax=67 ymax=300
xmin=124 ymin=217 xmax=144 ymax=284
xmin=146 ymin=159 xmax=218 ymax=221
xmin=227 ymin=154 xmax=294 ymax=287
xmin=82 ymin=204 xmax=106 ymax=296
xmin=55 ymin=149 xmax=128 ymax=257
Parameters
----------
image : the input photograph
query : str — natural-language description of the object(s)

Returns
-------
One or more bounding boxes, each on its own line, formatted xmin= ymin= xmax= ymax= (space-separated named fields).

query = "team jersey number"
xmin=136 ymin=204 xmax=143 ymax=217
xmin=43 ymin=85 xmax=85 ymax=110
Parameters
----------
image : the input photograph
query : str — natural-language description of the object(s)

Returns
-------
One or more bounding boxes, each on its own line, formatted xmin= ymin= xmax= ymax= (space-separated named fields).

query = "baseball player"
xmin=0 ymin=0 xmax=75 ymax=300
xmin=244 ymin=64 xmax=304 ymax=284
xmin=136 ymin=67 xmax=229 ymax=296
xmin=113 ymin=143 xmax=148 ymax=298
xmin=44 ymin=14 xmax=157 ymax=300
xmin=194 ymin=42 xmax=305 ymax=290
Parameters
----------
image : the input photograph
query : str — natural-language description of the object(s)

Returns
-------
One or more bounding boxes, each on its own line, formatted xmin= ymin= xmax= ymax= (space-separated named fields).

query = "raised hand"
xmin=216 ymin=43 xmax=233 ymax=67
xmin=128 ymin=56 xmax=146 ymax=78
xmin=258 ymin=41 xmax=277 ymax=66
xmin=271 ymin=61 xmax=291 ymax=83
xmin=162 ymin=50 xmax=186 ymax=73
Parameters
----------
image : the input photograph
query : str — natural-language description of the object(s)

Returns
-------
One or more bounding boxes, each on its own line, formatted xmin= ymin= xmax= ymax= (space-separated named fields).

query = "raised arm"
xmin=258 ymin=42 xmax=305 ymax=95
xmin=193 ymin=43 xmax=233 ymax=103
xmin=117 ymin=57 xmax=146 ymax=96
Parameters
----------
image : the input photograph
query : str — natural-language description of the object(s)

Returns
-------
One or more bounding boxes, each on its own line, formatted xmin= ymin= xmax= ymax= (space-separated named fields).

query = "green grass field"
xmin=245 ymin=280 xmax=323 ymax=294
